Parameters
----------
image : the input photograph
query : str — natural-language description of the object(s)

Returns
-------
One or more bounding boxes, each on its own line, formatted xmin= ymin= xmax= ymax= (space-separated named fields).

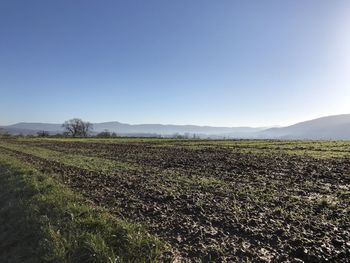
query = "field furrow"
xmin=1 ymin=138 xmax=350 ymax=262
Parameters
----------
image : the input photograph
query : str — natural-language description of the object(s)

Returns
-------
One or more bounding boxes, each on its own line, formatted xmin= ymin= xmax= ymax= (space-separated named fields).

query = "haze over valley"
xmin=2 ymin=114 xmax=350 ymax=139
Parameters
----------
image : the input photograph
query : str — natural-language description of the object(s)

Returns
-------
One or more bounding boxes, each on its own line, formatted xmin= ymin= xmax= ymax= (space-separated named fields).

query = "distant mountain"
xmin=4 ymin=123 xmax=62 ymax=134
xmin=2 ymin=114 xmax=350 ymax=139
xmin=92 ymin=122 xmax=265 ymax=137
xmin=1 ymin=121 xmax=264 ymax=137
xmin=259 ymin=114 xmax=350 ymax=139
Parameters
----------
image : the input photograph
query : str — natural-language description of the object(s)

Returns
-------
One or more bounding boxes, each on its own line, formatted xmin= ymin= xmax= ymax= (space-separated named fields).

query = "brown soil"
xmin=1 ymin=141 xmax=350 ymax=262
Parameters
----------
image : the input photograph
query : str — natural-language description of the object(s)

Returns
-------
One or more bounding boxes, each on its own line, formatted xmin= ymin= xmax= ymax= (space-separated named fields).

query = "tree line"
xmin=36 ymin=118 xmax=115 ymax=138
xmin=1 ymin=118 xmax=203 ymax=139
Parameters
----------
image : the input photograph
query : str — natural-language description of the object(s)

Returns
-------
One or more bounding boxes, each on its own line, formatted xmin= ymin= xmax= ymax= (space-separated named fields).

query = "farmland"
xmin=0 ymin=138 xmax=350 ymax=262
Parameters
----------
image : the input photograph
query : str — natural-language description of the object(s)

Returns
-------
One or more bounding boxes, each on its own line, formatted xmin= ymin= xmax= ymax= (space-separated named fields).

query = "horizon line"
xmin=2 ymin=113 xmax=350 ymax=129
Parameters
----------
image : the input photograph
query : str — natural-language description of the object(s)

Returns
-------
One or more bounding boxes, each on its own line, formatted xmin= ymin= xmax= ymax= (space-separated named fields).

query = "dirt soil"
xmin=1 ymin=141 xmax=350 ymax=262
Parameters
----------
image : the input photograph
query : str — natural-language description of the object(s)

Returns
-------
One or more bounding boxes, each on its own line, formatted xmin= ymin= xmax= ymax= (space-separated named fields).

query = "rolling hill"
xmin=1 ymin=114 xmax=350 ymax=139
xmin=0 ymin=121 xmax=264 ymax=137
xmin=259 ymin=114 xmax=350 ymax=139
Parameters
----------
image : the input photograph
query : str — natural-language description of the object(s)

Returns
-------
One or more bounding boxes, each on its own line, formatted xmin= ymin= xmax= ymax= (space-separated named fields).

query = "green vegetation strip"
xmin=0 ymin=141 xmax=139 ymax=174
xmin=0 ymin=153 xmax=163 ymax=263
xmin=9 ymin=138 xmax=350 ymax=159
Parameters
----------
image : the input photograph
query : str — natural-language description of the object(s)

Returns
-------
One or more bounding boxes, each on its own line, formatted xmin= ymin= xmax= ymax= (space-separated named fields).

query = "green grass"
xmin=0 ymin=141 xmax=139 ymax=174
xmin=0 ymin=152 xmax=163 ymax=263
xmin=6 ymin=137 xmax=350 ymax=159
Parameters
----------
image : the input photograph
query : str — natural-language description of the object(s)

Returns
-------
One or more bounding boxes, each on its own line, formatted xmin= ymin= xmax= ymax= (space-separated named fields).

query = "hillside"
xmin=2 ymin=114 xmax=350 ymax=139
xmin=260 ymin=114 xmax=350 ymax=139
xmin=1 ymin=121 xmax=264 ymax=137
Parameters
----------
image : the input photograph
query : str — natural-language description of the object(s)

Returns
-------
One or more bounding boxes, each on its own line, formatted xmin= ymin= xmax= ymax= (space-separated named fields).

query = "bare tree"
xmin=62 ymin=118 xmax=93 ymax=137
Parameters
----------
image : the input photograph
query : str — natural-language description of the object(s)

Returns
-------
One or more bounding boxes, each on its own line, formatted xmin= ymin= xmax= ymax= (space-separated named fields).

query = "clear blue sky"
xmin=1 ymin=0 xmax=349 ymax=127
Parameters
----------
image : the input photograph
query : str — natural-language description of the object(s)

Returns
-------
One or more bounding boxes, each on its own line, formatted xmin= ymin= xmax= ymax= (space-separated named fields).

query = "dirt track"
xmin=1 ymin=140 xmax=350 ymax=262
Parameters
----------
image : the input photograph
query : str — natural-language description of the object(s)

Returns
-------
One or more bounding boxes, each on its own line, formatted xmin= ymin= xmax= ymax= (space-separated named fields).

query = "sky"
xmin=0 ymin=0 xmax=349 ymax=127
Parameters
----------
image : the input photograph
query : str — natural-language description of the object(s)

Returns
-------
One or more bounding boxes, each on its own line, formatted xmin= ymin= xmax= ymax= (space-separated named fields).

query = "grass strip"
xmin=0 ymin=152 xmax=163 ymax=263
xmin=0 ymin=141 xmax=139 ymax=174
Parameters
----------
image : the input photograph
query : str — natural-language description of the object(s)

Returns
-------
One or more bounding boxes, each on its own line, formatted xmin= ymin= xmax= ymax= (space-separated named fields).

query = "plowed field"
xmin=1 ymin=138 xmax=349 ymax=262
